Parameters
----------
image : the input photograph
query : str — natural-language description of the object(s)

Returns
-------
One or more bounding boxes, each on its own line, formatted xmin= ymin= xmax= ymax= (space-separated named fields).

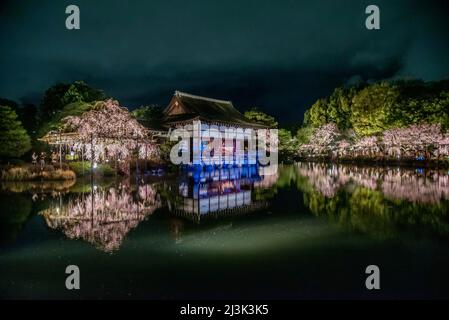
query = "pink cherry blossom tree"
xmin=62 ymin=99 xmax=159 ymax=163
xmin=298 ymin=123 xmax=342 ymax=158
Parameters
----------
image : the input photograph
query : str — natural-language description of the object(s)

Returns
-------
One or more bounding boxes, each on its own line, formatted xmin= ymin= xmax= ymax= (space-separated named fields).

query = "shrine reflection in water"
xmin=1 ymin=163 xmax=449 ymax=299
xmin=9 ymin=166 xmax=278 ymax=252
xmin=166 ymin=166 xmax=276 ymax=222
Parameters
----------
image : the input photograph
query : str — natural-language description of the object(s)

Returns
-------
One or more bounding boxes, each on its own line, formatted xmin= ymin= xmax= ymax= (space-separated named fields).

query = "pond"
xmin=1 ymin=163 xmax=449 ymax=299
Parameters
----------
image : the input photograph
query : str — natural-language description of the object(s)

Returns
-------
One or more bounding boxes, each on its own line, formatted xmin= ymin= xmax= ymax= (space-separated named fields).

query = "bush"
xmin=0 ymin=166 xmax=76 ymax=181
xmin=68 ymin=161 xmax=90 ymax=176
xmin=41 ymin=169 xmax=76 ymax=180
xmin=68 ymin=161 xmax=115 ymax=177
xmin=1 ymin=167 xmax=35 ymax=180
xmin=98 ymin=163 xmax=115 ymax=176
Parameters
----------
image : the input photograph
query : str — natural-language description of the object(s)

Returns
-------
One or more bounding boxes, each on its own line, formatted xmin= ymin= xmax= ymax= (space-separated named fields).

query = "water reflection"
xmin=2 ymin=164 xmax=449 ymax=299
xmin=30 ymin=166 xmax=277 ymax=251
xmin=39 ymin=183 xmax=161 ymax=252
xmin=295 ymin=162 xmax=449 ymax=238
xmin=296 ymin=162 xmax=449 ymax=203
xmin=1 ymin=179 xmax=76 ymax=194
xmin=165 ymin=166 xmax=277 ymax=222
xmin=2 ymin=163 xmax=449 ymax=252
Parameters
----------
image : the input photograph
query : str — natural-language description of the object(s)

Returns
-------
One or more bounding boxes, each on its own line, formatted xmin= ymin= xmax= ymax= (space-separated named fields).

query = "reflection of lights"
xmin=297 ymin=162 xmax=449 ymax=204
xmin=39 ymin=184 xmax=161 ymax=252
xmin=93 ymin=162 xmax=98 ymax=169
xmin=70 ymin=151 xmax=74 ymax=156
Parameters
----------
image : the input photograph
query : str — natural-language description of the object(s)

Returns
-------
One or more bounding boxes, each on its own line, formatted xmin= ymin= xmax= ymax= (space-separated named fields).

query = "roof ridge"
xmin=175 ymin=90 xmax=233 ymax=105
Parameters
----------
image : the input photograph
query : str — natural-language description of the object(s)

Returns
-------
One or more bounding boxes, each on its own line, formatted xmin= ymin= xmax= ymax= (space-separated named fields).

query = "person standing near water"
xmin=51 ymin=151 xmax=58 ymax=166
xmin=40 ymin=152 xmax=46 ymax=170
xmin=31 ymin=152 xmax=37 ymax=166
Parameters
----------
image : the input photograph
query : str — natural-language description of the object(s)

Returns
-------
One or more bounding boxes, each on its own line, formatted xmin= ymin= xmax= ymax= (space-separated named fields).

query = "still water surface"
xmin=1 ymin=163 xmax=449 ymax=299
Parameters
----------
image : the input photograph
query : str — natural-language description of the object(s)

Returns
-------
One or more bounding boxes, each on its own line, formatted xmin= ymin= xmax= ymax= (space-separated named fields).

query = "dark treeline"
xmin=296 ymin=79 xmax=449 ymax=164
xmin=1 ymin=78 xmax=449 ymax=164
xmin=0 ymin=81 xmax=105 ymax=161
xmin=302 ymin=79 xmax=449 ymax=136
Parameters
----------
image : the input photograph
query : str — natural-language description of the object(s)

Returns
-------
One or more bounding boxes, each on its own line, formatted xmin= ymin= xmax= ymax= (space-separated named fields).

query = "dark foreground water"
xmin=1 ymin=163 xmax=449 ymax=299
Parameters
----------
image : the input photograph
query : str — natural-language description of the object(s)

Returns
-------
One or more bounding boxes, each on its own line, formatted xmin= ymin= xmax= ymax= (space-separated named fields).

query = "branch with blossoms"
xmin=298 ymin=122 xmax=449 ymax=161
xmin=61 ymin=99 xmax=160 ymax=162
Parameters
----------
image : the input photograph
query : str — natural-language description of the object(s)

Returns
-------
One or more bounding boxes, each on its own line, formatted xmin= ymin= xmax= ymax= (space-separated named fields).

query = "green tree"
xmin=244 ymin=108 xmax=278 ymax=128
xmin=306 ymin=98 xmax=328 ymax=127
xmin=0 ymin=99 xmax=39 ymax=137
xmin=61 ymin=84 xmax=84 ymax=106
xmin=0 ymin=98 xmax=19 ymax=110
xmin=388 ymin=80 xmax=449 ymax=129
xmin=350 ymin=82 xmax=400 ymax=136
xmin=0 ymin=106 xmax=31 ymax=159
xmin=74 ymin=80 xmax=106 ymax=102
xmin=40 ymin=81 xmax=105 ymax=121
xmin=327 ymin=87 xmax=352 ymax=129
xmin=296 ymin=126 xmax=315 ymax=144
xmin=40 ymin=83 xmax=71 ymax=120
xmin=37 ymin=101 xmax=94 ymax=137
xmin=278 ymin=128 xmax=298 ymax=163
xmin=132 ymin=105 xmax=164 ymax=129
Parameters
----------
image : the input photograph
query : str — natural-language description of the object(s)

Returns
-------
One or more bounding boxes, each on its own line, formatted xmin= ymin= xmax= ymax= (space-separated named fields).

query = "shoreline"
xmin=296 ymin=157 xmax=449 ymax=169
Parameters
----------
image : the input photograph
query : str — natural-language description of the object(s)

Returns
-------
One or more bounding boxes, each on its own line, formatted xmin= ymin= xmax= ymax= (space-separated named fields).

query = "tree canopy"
xmin=304 ymin=79 xmax=449 ymax=136
xmin=40 ymin=81 xmax=105 ymax=121
xmin=298 ymin=79 xmax=449 ymax=161
xmin=0 ymin=106 xmax=31 ymax=159
xmin=132 ymin=105 xmax=164 ymax=129
xmin=37 ymin=101 xmax=95 ymax=137
xmin=57 ymin=99 xmax=159 ymax=162
xmin=0 ymin=99 xmax=38 ymax=136
xmin=278 ymin=128 xmax=298 ymax=162
xmin=244 ymin=108 xmax=278 ymax=128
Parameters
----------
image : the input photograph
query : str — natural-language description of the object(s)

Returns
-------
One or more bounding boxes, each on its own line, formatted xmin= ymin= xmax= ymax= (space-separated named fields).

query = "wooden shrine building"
xmin=162 ymin=91 xmax=268 ymax=166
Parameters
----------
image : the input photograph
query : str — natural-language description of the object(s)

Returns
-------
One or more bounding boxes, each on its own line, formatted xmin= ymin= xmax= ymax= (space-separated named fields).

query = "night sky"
xmin=1 ymin=0 xmax=448 ymax=125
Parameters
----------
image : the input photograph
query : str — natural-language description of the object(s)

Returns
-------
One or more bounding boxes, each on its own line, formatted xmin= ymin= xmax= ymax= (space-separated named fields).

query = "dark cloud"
xmin=0 ymin=0 xmax=448 ymax=125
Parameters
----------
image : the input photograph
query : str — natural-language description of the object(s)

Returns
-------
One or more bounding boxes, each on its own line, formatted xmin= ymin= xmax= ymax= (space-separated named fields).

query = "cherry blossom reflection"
xmin=296 ymin=162 xmax=449 ymax=203
xmin=39 ymin=183 xmax=160 ymax=252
